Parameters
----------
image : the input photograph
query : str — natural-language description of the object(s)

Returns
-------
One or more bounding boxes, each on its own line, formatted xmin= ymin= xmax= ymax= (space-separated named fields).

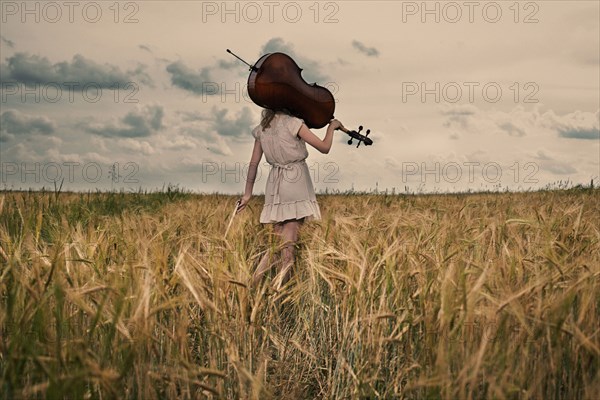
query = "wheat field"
xmin=0 ymin=188 xmax=598 ymax=399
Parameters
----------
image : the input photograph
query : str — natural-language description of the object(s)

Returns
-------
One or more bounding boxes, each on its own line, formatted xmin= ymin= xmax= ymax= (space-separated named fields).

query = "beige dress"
xmin=252 ymin=113 xmax=322 ymax=224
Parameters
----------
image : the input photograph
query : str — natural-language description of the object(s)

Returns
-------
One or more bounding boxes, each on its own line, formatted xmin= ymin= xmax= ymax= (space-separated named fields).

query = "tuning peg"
xmin=366 ymin=129 xmax=370 ymax=136
xmin=348 ymin=139 xmax=353 ymax=145
xmin=357 ymin=140 xmax=361 ymax=148
xmin=358 ymin=126 xmax=363 ymax=133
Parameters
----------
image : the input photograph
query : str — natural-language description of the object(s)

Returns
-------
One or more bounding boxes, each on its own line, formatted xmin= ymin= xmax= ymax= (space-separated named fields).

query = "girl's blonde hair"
xmin=260 ymin=108 xmax=292 ymax=131
xmin=260 ymin=109 xmax=276 ymax=131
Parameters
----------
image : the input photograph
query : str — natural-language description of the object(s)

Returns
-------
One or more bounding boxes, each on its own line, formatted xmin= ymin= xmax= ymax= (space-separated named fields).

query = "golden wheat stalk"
xmin=224 ymin=199 xmax=241 ymax=240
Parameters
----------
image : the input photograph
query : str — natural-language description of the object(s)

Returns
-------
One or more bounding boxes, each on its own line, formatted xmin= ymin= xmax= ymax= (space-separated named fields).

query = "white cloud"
xmin=82 ymin=104 xmax=164 ymax=138
xmin=0 ymin=109 xmax=56 ymax=136
xmin=540 ymin=110 xmax=600 ymax=140
xmin=116 ymin=138 xmax=157 ymax=156
xmin=440 ymin=104 xmax=600 ymax=140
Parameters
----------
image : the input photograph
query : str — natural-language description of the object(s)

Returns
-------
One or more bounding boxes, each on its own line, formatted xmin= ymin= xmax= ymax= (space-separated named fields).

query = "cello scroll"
xmin=337 ymin=125 xmax=372 ymax=148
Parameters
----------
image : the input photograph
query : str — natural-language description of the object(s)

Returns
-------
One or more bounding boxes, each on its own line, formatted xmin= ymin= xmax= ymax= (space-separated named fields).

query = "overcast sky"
xmin=1 ymin=0 xmax=598 ymax=194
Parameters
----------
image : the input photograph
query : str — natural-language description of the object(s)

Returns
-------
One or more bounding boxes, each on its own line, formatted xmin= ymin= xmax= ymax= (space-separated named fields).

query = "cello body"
xmin=247 ymin=53 xmax=335 ymax=129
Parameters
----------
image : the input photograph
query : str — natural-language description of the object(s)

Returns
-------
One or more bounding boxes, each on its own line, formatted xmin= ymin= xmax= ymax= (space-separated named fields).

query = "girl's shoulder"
xmin=252 ymin=113 xmax=304 ymax=139
xmin=278 ymin=113 xmax=304 ymax=136
xmin=251 ymin=124 xmax=262 ymax=139
xmin=278 ymin=112 xmax=302 ymax=123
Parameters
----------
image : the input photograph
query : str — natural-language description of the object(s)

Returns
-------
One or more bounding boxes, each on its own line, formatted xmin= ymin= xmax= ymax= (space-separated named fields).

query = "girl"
xmin=236 ymin=108 xmax=344 ymax=289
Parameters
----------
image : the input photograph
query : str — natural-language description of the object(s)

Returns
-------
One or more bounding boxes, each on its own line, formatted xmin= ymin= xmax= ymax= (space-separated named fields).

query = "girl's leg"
xmin=251 ymin=223 xmax=284 ymax=286
xmin=273 ymin=218 xmax=303 ymax=290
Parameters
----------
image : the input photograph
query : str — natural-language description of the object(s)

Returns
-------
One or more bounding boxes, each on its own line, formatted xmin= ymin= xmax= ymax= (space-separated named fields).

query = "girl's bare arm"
xmin=237 ymin=138 xmax=263 ymax=212
xmin=297 ymin=119 xmax=343 ymax=154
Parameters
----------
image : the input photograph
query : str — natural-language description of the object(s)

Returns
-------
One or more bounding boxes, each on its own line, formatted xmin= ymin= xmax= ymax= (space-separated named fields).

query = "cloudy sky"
xmin=1 ymin=1 xmax=598 ymax=193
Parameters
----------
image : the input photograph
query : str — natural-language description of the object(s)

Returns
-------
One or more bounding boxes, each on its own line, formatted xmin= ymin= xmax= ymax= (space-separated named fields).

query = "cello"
xmin=227 ymin=49 xmax=373 ymax=148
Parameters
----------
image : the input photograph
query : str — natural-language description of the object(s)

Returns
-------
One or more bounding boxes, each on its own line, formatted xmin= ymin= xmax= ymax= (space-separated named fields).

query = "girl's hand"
xmin=329 ymin=119 xmax=345 ymax=132
xmin=236 ymin=194 xmax=251 ymax=213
